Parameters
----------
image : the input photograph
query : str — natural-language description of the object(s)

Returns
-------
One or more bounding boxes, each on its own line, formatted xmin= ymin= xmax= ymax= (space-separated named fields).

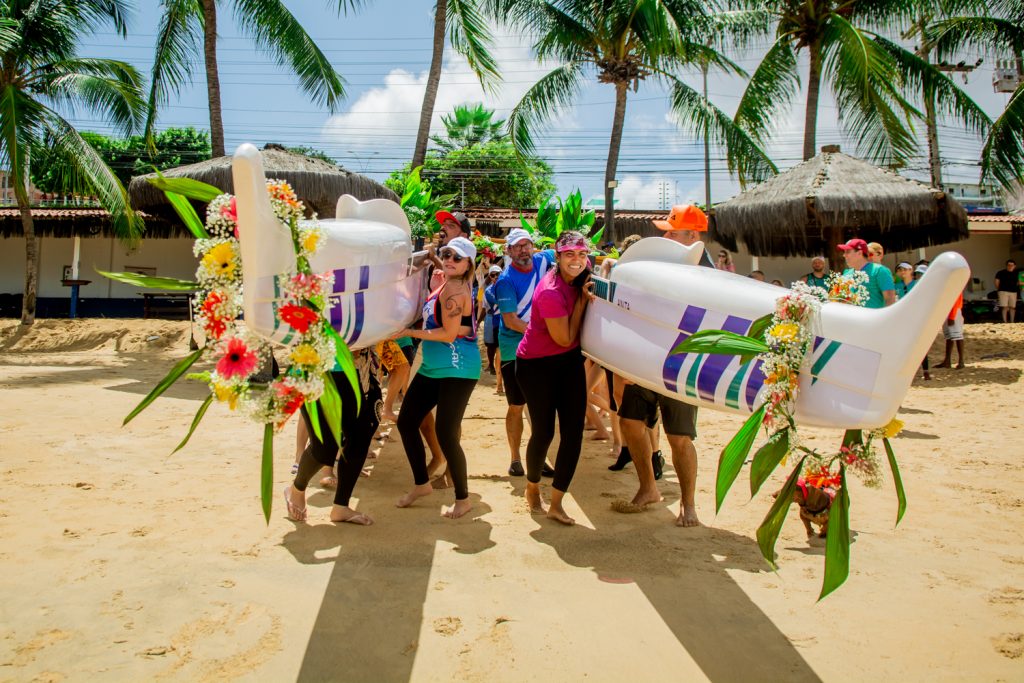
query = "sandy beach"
xmin=1 ymin=318 xmax=1022 ymax=682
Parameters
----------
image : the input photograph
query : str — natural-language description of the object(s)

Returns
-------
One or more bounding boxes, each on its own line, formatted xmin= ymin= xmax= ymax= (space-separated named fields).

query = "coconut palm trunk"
xmin=202 ymin=0 xmax=226 ymax=157
xmin=17 ymin=182 xmax=39 ymax=326
xmin=604 ymin=81 xmax=628 ymax=240
xmin=803 ymin=36 xmax=824 ymax=162
xmin=413 ymin=0 xmax=448 ymax=168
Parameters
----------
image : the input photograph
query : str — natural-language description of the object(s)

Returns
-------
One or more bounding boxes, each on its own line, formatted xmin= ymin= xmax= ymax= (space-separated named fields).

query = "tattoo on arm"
xmin=443 ymin=295 xmax=463 ymax=319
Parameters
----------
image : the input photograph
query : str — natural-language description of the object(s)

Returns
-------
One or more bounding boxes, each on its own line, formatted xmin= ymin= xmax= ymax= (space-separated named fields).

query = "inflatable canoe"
xmin=581 ymin=238 xmax=970 ymax=429
xmin=232 ymin=143 xmax=428 ymax=350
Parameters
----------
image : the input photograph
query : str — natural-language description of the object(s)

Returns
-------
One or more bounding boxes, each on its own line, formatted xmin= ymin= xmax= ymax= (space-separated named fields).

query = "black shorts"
xmin=399 ymin=343 xmax=415 ymax=365
xmin=500 ymin=359 xmax=526 ymax=407
xmin=617 ymin=384 xmax=698 ymax=439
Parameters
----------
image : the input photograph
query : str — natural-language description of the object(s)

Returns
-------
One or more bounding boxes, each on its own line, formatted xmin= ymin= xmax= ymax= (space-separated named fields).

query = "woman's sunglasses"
xmin=440 ymin=249 xmax=465 ymax=263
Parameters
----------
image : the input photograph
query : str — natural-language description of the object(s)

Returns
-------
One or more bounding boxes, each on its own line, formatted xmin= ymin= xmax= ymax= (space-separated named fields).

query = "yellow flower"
xmin=883 ymin=418 xmax=904 ymax=439
xmin=213 ymin=382 xmax=238 ymax=410
xmin=302 ymin=230 xmax=321 ymax=254
xmin=290 ymin=343 xmax=320 ymax=367
xmin=769 ymin=322 xmax=800 ymax=343
xmin=202 ymin=242 xmax=237 ymax=279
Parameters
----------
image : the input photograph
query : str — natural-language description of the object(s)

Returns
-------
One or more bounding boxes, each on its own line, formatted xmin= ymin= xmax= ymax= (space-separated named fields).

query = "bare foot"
xmin=956 ymin=362 xmax=965 ymax=369
xmin=934 ymin=361 xmax=951 ymax=369
xmin=331 ymin=506 xmax=374 ymax=525
xmin=631 ymin=488 xmax=664 ymax=507
xmin=319 ymin=475 xmax=337 ymax=489
xmin=676 ymin=505 xmax=701 ymax=527
xmin=426 ymin=457 xmax=447 ymax=480
xmin=283 ymin=486 xmax=307 ymax=522
xmin=525 ymin=485 xmax=546 ymax=514
xmin=383 ymin=409 xmax=399 ymax=423
xmin=547 ymin=504 xmax=575 ymax=526
xmin=923 ymin=372 xmax=932 ymax=380
xmin=430 ymin=473 xmax=452 ymax=490
xmin=589 ymin=431 xmax=610 ymax=441
xmin=442 ymin=498 xmax=472 ymax=519
xmin=396 ymin=483 xmax=432 ymax=508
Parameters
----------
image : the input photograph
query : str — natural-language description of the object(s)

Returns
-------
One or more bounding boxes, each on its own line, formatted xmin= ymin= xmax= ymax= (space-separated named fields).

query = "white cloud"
xmin=611 ymin=175 xmax=698 ymax=210
xmin=321 ymin=35 xmax=575 ymax=172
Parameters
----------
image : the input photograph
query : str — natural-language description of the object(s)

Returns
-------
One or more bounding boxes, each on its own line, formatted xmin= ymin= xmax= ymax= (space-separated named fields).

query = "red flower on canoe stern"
xmin=216 ymin=337 xmax=259 ymax=379
xmin=279 ymin=304 xmax=318 ymax=334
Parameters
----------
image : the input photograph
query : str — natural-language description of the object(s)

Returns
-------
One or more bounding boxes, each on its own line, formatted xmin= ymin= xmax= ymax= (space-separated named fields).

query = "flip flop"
xmin=283 ymin=487 xmax=307 ymax=522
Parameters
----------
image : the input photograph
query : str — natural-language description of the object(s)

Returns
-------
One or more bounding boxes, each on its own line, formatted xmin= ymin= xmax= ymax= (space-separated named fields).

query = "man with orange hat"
xmin=613 ymin=204 xmax=712 ymax=527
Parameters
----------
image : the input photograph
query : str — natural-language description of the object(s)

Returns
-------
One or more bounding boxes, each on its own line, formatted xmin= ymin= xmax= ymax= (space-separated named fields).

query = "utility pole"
xmin=702 ymin=59 xmax=711 ymax=212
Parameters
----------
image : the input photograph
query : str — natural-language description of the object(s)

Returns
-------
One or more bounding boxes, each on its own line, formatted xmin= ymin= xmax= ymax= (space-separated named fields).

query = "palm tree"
xmin=500 ymin=0 xmax=776 ymax=236
xmin=927 ymin=0 xmax=1024 ymax=190
xmin=147 ymin=0 xmax=362 ymax=157
xmin=0 ymin=0 xmax=145 ymax=325
xmin=728 ymin=0 xmax=989 ymax=170
xmin=430 ymin=102 xmax=507 ymax=152
xmin=411 ymin=0 xmax=500 ymax=167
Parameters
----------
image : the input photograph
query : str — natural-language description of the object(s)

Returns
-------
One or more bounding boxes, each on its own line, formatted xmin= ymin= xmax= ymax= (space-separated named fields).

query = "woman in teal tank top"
xmin=393 ymin=236 xmax=480 ymax=520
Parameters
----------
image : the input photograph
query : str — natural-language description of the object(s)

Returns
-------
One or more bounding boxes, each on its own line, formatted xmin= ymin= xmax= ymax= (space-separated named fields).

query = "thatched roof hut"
xmin=0 ymin=207 xmax=181 ymax=239
xmin=710 ymin=147 xmax=968 ymax=258
xmin=129 ymin=143 xmax=397 ymax=217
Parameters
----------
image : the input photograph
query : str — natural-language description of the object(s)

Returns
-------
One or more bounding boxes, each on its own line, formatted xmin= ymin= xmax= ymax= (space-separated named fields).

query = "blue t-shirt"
xmin=844 ymin=262 xmax=895 ymax=309
xmin=494 ymin=250 xmax=555 ymax=359
xmin=483 ymin=283 xmax=501 ymax=328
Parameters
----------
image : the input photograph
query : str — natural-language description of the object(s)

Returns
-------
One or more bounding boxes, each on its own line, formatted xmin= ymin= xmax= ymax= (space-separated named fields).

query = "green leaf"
xmin=883 ymin=437 xmax=907 ymax=527
xmin=749 ymin=429 xmax=791 ymax=497
xmin=747 ymin=313 xmax=773 ymax=343
xmin=96 ymin=268 xmax=198 ymax=291
xmin=165 ymin=190 xmax=209 ymax=239
xmin=306 ymin=399 xmax=323 ymax=443
xmin=123 ymin=347 xmax=204 ymax=425
xmin=148 ymin=174 xmax=221 ymax=202
xmin=672 ymin=330 xmax=770 ymax=357
xmin=261 ymin=423 xmax=274 ymax=524
xmin=519 ymin=215 xmax=534 ymax=232
xmin=820 ymin=466 xmax=851 ymax=600
xmin=171 ymin=394 xmax=213 ymax=454
xmin=842 ymin=429 xmax=863 ymax=449
xmin=319 ymin=372 xmax=343 ymax=449
xmin=716 ymin=404 xmax=766 ymax=512
xmin=756 ymin=455 xmax=808 ymax=569
xmin=589 ymin=226 xmax=605 ymax=246
xmin=323 ymin=321 xmax=361 ymax=414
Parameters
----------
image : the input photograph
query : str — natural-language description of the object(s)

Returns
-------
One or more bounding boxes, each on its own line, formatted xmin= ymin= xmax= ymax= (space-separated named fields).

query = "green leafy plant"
xmin=520 ymin=190 xmax=603 ymax=249
xmin=394 ymin=166 xmax=456 ymax=239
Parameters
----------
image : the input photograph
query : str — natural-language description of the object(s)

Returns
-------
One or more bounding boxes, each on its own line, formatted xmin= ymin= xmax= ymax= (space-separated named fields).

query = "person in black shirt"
xmin=995 ymin=260 xmax=1019 ymax=323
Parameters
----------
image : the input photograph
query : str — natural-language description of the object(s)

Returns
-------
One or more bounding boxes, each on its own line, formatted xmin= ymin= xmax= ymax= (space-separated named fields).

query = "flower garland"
xmin=193 ymin=180 xmax=335 ymax=429
xmin=826 ymin=268 xmax=869 ymax=306
xmin=471 ymin=229 xmax=502 ymax=262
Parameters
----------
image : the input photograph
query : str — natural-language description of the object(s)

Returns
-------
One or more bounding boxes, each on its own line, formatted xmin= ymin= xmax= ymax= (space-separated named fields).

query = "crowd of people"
xmin=281 ymin=205 xmax=1000 ymax=528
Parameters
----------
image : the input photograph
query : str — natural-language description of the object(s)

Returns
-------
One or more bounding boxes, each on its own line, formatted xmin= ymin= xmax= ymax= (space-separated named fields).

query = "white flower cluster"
xmin=825 ymin=269 xmax=870 ymax=306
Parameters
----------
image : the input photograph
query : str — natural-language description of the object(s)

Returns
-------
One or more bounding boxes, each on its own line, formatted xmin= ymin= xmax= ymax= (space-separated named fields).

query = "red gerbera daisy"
xmin=216 ymin=337 xmax=259 ymax=379
xmin=205 ymin=317 xmax=227 ymax=340
xmin=279 ymin=304 xmax=318 ymax=334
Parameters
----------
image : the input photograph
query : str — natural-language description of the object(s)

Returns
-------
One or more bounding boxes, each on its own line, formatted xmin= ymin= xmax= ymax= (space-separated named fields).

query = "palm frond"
xmin=75 ymin=0 xmax=133 ymax=37
xmin=532 ymin=2 xmax=594 ymax=62
xmin=234 ymin=0 xmax=346 ymax=111
xmin=145 ymin=0 xmax=202 ymax=141
xmin=926 ymin=16 xmax=1024 ymax=61
xmin=43 ymin=108 xmax=143 ymax=242
xmin=447 ymin=0 xmax=500 ymax=92
xmin=732 ymin=36 xmax=800 ymax=143
xmin=0 ymin=18 xmax=19 ymax=53
xmin=0 ymin=85 xmax=48 ymax=198
xmin=706 ymin=9 xmax=776 ymax=51
xmin=37 ymin=58 xmax=146 ymax=136
xmin=508 ymin=62 xmax=586 ymax=156
xmin=872 ymin=34 xmax=990 ymax=138
xmin=981 ymin=83 xmax=1024 ymax=191
xmin=823 ymin=15 xmax=920 ymax=167
xmin=668 ymin=77 xmax=778 ymax=186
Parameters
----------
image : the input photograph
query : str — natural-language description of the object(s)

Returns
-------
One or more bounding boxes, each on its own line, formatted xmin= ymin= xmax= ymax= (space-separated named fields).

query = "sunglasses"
xmin=440 ymin=249 xmax=466 ymax=263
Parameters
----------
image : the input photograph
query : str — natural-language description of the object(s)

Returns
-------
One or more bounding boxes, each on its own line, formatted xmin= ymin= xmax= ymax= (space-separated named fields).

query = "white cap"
xmin=445 ymin=236 xmax=477 ymax=261
xmin=914 ymin=264 xmax=928 ymax=275
xmin=488 ymin=264 xmax=502 ymax=275
xmin=506 ymin=228 xmax=533 ymax=246
xmin=896 ymin=261 xmax=912 ymax=270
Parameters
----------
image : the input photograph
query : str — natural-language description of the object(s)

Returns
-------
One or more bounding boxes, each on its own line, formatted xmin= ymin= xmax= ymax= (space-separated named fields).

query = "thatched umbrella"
xmin=710 ymin=146 xmax=968 ymax=264
xmin=129 ymin=143 xmax=397 ymax=217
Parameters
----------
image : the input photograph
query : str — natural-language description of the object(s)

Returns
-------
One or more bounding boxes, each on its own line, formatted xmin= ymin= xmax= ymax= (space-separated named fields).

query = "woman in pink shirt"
xmin=515 ymin=231 xmax=592 ymax=525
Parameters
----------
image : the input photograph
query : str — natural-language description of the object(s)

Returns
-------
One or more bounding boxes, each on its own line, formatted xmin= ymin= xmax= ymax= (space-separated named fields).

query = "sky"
xmin=72 ymin=1 xmax=1015 ymax=210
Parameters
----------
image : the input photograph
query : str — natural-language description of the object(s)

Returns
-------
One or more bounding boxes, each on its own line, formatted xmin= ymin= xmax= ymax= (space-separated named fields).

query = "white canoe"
xmin=581 ymin=237 xmax=970 ymax=429
xmin=232 ymin=143 xmax=427 ymax=349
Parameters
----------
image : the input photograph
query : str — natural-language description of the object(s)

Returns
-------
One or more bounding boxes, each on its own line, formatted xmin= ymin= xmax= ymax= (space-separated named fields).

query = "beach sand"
xmin=1 ymin=318 xmax=1022 ymax=681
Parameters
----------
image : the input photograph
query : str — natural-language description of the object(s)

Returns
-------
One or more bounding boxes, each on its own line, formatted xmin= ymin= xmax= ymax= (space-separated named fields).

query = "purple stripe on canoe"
xmin=745 ymin=359 xmax=766 ymax=410
xmin=332 ymin=268 xmax=347 ymax=294
xmin=696 ymin=315 xmax=751 ymax=401
xmin=348 ymin=292 xmax=365 ymax=345
xmin=813 ymin=336 xmax=824 ymax=352
xmin=359 ymin=265 xmax=370 ymax=290
xmin=330 ymin=298 xmax=343 ymax=331
xmin=661 ymin=305 xmax=706 ymax=393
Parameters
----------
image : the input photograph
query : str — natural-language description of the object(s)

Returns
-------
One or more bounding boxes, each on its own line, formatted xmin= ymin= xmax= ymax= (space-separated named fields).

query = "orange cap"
xmin=653 ymin=204 xmax=708 ymax=232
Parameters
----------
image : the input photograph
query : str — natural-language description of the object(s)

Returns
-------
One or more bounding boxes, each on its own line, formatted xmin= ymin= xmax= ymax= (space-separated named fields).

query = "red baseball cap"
xmin=837 ymin=238 xmax=869 ymax=256
xmin=653 ymin=204 xmax=707 ymax=232
xmin=435 ymin=210 xmax=470 ymax=235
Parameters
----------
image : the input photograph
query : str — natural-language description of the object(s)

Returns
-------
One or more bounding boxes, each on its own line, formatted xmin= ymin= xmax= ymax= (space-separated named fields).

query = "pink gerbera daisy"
xmin=216 ymin=337 xmax=259 ymax=379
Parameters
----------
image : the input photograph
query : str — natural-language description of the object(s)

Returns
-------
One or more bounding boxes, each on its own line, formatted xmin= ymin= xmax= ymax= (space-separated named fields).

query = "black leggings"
xmin=294 ymin=371 xmax=381 ymax=508
xmin=515 ymin=348 xmax=587 ymax=492
xmin=397 ymin=373 xmax=477 ymax=500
